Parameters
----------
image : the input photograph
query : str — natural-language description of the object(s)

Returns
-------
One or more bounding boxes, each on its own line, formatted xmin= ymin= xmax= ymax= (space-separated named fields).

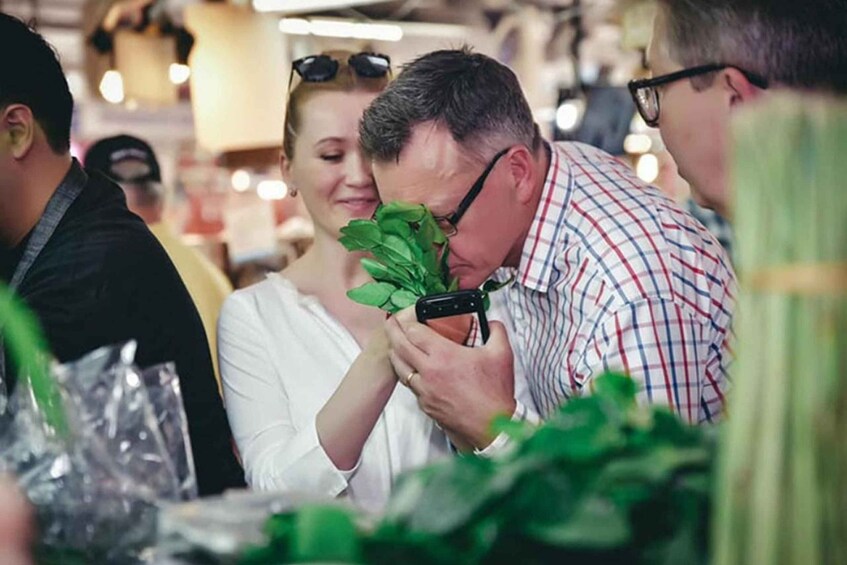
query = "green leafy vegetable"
xmin=715 ymin=95 xmax=847 ymax=565
xmin=341 ymin=201 xmax=510 ymax=313
xmin=346 ymin=282 xmax=397 ymax=310
xmin=340 ymin=202 xmax=457 ymax=314
xmin=0 ymin=282 xmax=66 ymax=436
xmin=242 ymin=373 xmax=715 ymax=564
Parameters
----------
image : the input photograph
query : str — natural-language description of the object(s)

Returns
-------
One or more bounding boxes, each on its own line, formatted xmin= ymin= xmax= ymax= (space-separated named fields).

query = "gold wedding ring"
xmin=404 ymin=370 xmax=418 ymax=387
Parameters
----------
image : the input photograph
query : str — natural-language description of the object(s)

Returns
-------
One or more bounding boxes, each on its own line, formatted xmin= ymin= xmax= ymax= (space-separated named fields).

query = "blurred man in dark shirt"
xmin=0 ymin=13 xmax=244 ymax=495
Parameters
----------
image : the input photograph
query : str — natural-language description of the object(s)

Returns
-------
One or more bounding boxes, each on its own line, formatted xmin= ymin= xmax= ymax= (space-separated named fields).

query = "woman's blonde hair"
xmin=282 ymin=50 xmax=389 ymax=159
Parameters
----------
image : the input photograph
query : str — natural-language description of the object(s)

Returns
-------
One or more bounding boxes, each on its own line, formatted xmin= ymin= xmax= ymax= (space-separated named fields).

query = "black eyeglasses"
xmin=433 ymin=147 xmax=511 ymax=237
xmin=288 ymin=52 xmax=391 ymax=89
xmin=628 ymin=63 xmax=769 ymax=127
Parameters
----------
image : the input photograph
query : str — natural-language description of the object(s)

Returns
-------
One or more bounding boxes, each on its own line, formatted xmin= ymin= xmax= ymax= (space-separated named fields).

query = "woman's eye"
xmin=320 ymin=153 xmax=343 ymax=162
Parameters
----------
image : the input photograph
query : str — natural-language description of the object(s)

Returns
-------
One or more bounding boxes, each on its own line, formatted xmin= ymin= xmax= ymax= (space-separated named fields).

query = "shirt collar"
xmin=515 ymin=143 xmax=573 ymax=293
xmin=64 ymin=158 xmax=89 ymax=193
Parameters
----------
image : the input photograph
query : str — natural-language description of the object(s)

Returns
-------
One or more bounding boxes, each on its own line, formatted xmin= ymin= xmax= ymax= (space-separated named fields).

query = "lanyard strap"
xmin=0 ymin=162 xmax=86 ymax=406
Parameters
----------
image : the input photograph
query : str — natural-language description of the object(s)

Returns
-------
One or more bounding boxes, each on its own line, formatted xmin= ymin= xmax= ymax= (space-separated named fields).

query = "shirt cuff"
xmin=474 ymin=400 xmax=538 ymax=458
xmin=320 ymin=434 xmax=362 ymax=481
xmin=248 ymin=418 xmax=360 ymax=497
xmin=313 ymin=418 xmax=363 ymax=482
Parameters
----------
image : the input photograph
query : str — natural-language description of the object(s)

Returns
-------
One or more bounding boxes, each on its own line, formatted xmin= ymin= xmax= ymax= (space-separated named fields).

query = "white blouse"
xmin=217 ymin=274 xmax=452 ymax=514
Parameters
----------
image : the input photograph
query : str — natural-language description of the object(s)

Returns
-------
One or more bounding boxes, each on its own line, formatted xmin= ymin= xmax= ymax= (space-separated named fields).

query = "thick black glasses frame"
xmin=628 ymin=63 xmax=769 ymax=127
xmin=433 ymin=147 xmax=511 ymax=237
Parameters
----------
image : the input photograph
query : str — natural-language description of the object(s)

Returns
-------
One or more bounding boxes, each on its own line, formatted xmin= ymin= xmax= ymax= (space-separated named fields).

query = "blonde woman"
xmin=218 ymin=52 xmax=452 ymax=513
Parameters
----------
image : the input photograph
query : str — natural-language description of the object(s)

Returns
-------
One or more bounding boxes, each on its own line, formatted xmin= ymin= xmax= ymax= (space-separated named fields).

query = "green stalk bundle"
xmin=714 ymin=95 xmax=847 ymax=565
xmin=0 ymin=283 xmax=66 ymax=436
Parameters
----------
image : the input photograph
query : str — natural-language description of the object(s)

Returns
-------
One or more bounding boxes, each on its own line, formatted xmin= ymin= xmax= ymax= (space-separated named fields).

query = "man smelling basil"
xmin=361 ymin=48 xmax=736 ymax=454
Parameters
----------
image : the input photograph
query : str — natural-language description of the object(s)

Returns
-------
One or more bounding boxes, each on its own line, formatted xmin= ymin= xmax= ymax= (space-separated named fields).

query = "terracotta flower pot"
xmin=426 ymin=314 xmax=474 ymax=345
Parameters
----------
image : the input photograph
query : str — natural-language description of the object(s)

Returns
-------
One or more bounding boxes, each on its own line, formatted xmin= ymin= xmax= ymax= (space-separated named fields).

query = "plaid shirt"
xmin=685 ymin=199 xmax=734 ymax=261
xmin=501 ymin=142 xmax=735 ymax=424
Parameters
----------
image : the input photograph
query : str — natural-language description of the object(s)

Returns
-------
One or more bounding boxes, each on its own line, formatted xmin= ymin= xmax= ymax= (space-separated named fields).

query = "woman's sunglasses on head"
xmin=288 ymin=52 xmax=391 ymax=88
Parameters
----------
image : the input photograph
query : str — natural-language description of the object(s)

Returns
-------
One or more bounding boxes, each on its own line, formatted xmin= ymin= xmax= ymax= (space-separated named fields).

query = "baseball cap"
xmin=84 ymin=134 xmax=162 ymax=183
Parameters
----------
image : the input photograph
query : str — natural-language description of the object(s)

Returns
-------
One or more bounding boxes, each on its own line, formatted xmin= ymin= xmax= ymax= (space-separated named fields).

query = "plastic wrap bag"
xmin=141 ymin=363 xmax=198 ymax=501
xmin=155 ymin=490 xmax=308 ymax=563
xmin=0 ymin=341 xmax=197 ymax=563
xmin=0 ymin=370 xmax=6 ymax=417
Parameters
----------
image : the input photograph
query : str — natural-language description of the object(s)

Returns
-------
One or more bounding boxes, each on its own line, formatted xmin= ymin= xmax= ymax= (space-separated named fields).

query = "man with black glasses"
xmin=631 ymin=0 xmax=847 ymax=219
xmin=361 ymin=48 xmax=736 ymax=455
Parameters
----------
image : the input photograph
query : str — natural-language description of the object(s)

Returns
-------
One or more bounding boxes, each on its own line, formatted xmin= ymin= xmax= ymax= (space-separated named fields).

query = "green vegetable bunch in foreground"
xmin=339 ymin=202 xmax=456 ymax=313
xmin=242 ymin=374 xmax=715 ymax=565
xmin=714 ymin=95 xmax=847 ymax=565
xmin=0 ymin=282 xmax=66 ymax=436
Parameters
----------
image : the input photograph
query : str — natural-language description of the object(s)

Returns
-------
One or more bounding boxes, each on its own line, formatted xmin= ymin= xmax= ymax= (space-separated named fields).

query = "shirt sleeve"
xmin=575 ymin=297 xmax=728 ymax=424
xmin=217 ymin=293 xmax=360 ymax=496
xmin=475 ymin=287 xmax=543 ymax=457
xmin=485 ymin=287 xmax=541 ymax=420
xmin=474 ymin=399 xmax=541 ymax=458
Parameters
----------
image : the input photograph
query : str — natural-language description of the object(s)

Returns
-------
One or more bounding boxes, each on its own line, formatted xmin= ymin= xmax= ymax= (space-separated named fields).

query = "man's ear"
xmin=1 ymin=104 xmax=36 ymax=160
xmin=723 ymin=67 xmax=764 ymax=108
xmin=508 ymin=145 xmax=538 ymax=205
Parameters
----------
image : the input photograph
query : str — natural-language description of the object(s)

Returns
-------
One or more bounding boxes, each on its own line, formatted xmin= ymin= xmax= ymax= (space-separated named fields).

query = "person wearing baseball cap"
xmin=85 ymin=134 xmax=233 ymax=393
xmin=82 ymin=133 xmax=162 ymax=185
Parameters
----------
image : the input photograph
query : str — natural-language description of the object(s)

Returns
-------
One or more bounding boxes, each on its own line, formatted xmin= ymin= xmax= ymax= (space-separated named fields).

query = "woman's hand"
xmin=386 ymin=307 xmax=517 ymax=450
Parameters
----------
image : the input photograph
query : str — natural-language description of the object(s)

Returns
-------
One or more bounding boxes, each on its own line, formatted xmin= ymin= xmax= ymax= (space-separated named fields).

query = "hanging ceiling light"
xmin=257 ymin=180 xmax=287 ymax=201
xmin=254 ymin=0 xmax=385 ymax=13
xmin=99 ymin=69 xmax=125 ymax=104
xmin=623 ymin=133 xmax=653 ymax=154
xmin=231 ymin=169 xmax=251 ymax=192
xmin=278 ymin=18 xmax=403 ymax=42
xmin=636 ymin=154 xmax=659 ymax=183
xmin=169 ymin=63 xmax=191 ymax=85
xmin=556 ymin=99 xmax=585 ymax=132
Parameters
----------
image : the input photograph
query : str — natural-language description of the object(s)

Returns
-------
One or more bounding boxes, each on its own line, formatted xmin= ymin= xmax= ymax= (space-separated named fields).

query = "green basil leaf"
xmin=414 ymin=216 xmax=437 ymax=250
xmin=375 ymin=235 xmax=415 ymax=266
xmin=339 ymin=219 xmax=382 ymax=251
xmin=291 ymin=506 xmax=361 ymax=563
xmin=360 ymin=258 xmax=393 ymax=282
xmin=381 ymin=218 xmax=414 ymax=239
xmin=417 ymin=212 xmax=447 ymax=245
xmin=406 ymin=458 xmax=498 ymax=535
xmin=526 ymin=496 xmax=631 ymax=548
xmin=375 ymin=201 xmax=427 ymax=223
xmin=432 ymin=224 xmax=447 ymax=245
xmin=420 ymin=249 xmax=440 ymax=277
xmin=412 ymin=280 xmax=429 ymax=297
xmin=424 ymin=273 xmax=447 ymax=294
xmin=347 ymin=282 xmax=397 ymax=307
xmin=361 ymin=258 xmax=413 ymax=287
xmin=390 ymin=288 xmax=419 ymax=309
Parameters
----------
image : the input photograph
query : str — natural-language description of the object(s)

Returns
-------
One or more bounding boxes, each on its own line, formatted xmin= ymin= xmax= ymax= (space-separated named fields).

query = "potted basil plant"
xmin=339 ymin=201 xmax=505 ymax=344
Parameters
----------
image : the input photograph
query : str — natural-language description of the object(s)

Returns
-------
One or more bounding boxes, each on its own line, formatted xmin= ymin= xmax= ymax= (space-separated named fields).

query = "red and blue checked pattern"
xmin=503 ymin=142 xmax=735 ymax=424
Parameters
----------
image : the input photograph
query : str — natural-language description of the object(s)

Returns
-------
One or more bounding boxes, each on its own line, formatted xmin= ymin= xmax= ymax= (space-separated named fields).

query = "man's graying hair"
xmin=657 ymin=0 xmax=847 ymax=93
xmin=360 ymin=47 xmax=540 ymax=164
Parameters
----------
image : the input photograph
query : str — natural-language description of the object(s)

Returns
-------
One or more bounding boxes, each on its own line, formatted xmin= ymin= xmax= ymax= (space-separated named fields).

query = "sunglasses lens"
xmin=295 ymin=56 xmax=339 ymax=82
xmin=349 ymin=53 xmax=391 ymax=78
